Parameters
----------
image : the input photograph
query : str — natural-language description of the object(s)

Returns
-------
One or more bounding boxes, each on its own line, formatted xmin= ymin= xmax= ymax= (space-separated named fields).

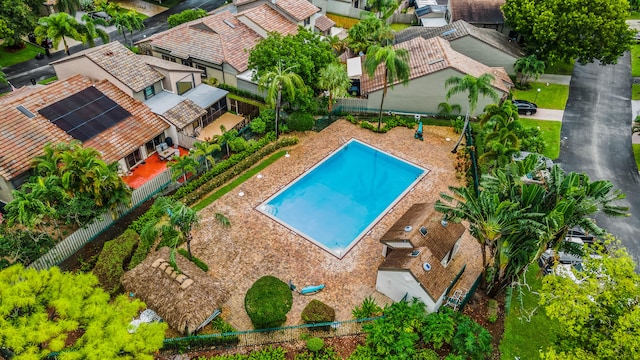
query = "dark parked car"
xmin=88 ymin=11 xmax=112 ymax=23
xmin=512 ymin=99 xmax=538 ymax=115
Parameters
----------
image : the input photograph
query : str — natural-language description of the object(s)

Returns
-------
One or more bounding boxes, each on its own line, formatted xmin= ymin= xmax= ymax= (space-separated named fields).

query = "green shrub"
xmin=286 ymin=112 xmax=314 ymax=131
xmin=244 ymin=276 xmax=292 ymax=329
xmin=416 ymin=348 xmax=440 ymax=360
xmin=204 ymin=346 xmax=286 ymax=359
xmin=352 ymin=296 xmax=382 ymax=319
xmin=229 ymin=137 xmax=247 ymax=152
xmin=91 ymin=229 xmax=139 ymax=295
xmin=301 ymin=299 xmax=335 ymax=324
xmin=217 ymin=83 xmax=265 ymax=102
xmin=451 ymin=316 xmax=493 ymax=360
xmin=295 ymin=346 xmax=341 ymax=360
xmin=210 ymin=317 xmax=237 ymax=334
xmin=345 ymin=114 xmax=357 ymax=124
xmin=487 ymin=299 xmax=498 ymax=323
xmin=422 ymin=308 xmax=456 ymax=350
xmin=306 ymin=337 xmax=324 ymax=352
xmin=177 ymin=248 xmax=209 ymax=272
xmin=250 ymin=118 xmax=267 ymax=134
xmin=167 ymin=8 xmax=208 ymax=28
xmin=0 ymin=230 xmax=55 ymax=270
xmin=451 ymin=116 xmax=464 ymax=134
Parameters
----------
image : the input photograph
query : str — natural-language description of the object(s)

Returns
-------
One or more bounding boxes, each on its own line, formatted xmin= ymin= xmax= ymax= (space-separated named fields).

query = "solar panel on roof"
xmin=39 ymin=86 xmax=131 ymax=142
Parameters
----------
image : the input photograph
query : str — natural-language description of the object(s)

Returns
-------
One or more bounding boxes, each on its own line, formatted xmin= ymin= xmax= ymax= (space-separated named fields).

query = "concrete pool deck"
xmin=191 ymin=120 xmax=483 ymax=330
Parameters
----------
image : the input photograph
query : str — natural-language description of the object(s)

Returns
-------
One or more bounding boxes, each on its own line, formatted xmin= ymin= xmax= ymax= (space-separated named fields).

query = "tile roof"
xmin=314 ymin=14 xmax=335 ymax=32
xmin=161 ymin=99 xmax=207 ymax=129
xmin=238 ymin=4 xmax=298 ymax=35
xmin=450 ymin=0 xmax=505 ymax=24
xmin=141 ymin=11 xmax=263 ymax=72
xmin=361 ymin=37 xmax=513 ymax=95
xmin=140 ymin=55 xmax=204 ymax=73
xmin=273 ymin=0 xmax=319 ymax=21
xmin=51 ymin=42 xmax=164 ymax=92
xmin=0 ymin=75 xmax=168 ymax=181
xmin=394 ymin=20 xmax=523 ymax=59
xmin=232 ymin=0 xmax=255 ymax=6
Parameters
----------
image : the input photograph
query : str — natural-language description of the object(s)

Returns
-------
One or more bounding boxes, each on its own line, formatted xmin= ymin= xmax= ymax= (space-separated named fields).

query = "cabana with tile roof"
xmin=360 ymin=36 xmax=514 ymax=116
xmin=376 ymin=203 xmax=467 ymax=312
xmin=395 ymin=20 xmax=523 ymax=74
xmin=122 ymin=247 xmax=229 ymax=335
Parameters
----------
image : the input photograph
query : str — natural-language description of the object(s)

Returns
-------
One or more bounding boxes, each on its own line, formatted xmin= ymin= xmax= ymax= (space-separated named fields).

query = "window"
xmin=304 ymin=17 xmax=310 ymax=26
xmin=145 ymin=133 xmax=165 ymax=154
xmin=125 ymin=148 xmax=143 ymax=169
xmin=144 ymin=85 xmax=155 ymax=99
xmin=161 ymin=54 xmax=176 ymax=62
xmin=195 ymin=64 xmax=207 ymax=79
xmin=182 ymin=59 xmax=192 ymax=67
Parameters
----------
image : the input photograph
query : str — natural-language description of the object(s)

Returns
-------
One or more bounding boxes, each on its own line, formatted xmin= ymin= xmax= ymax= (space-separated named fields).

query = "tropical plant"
xmin=317 ymin=63 xmax=350 ymax=112
xmin=0 ymin=0 xmax=39 ymax=47
xmin=113 ymin=10 xmax=144 ymax=46
xmin=3 ymin=190 xmax=54 ymax=231
xmin=140 ymin=197 xmax=199 ymax=260
xmin=437 ymin=102 xmax=462 ymax=117
xmin=352 ymin=296 xmax=383 ymax=319
xmin=445 ymin=73 xmax=500 ymax=118
xmin=167 ymin=8 xmax=207 ymax=28
xmin=513 ymin=55 xmax=546 ymax=87
xmin=168 ymin=154 xmax=198 ymax=183
xmin=217 ymin=125 xmax=238 ymax=156
xmin=0 ymin=70 xmax=6 ymax=85
xmin=191 ymin=141 xmax=221 ymax=171
xmin=55 ymin=0 xmax=81 ymax=15
xmin=347 ymin=14 xmax=393 ymax=53
xmin=325 ymin=34 xmax=347 ymax=54
xmin=78 ymin=14 xmax=110 ymax=47
xmin=258 ymin=63 xmax=305 ymax=139
xmin=34 ymin=13 xmax=82 ymax=55
xmin=364 ymin=44 xmax=410 ymax=131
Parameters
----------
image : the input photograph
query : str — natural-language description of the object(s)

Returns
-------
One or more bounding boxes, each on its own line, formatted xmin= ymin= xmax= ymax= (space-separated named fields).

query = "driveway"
xmin=557 ymin=52 xmax=640 ymax=264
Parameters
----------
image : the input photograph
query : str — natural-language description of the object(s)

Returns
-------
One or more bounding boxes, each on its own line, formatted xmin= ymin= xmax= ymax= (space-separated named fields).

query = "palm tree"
xmin=113 ymin=10 xmax=145 ymax=47
xmin=217 ymin=125 xmax=238 ymax=156
xmin=514 ymin=55 xmax=546 ymax=87
xmin=34 ymin=13 xmax=83 ymax=55
xmin=258 ymin=63 xmax=305 ymax=140
xmin=168 ymin=154 xmax=198 ymax=183
xmin=191 ymin=141 xmax=221 ymax=171
xmin=55 ymin=0 xmax=81 ymax=15
xmin=364 ymin=44 xmax=410 ymax=131
xmin=445 ymin=73 xmax=500 ymax=119
xmin=325 ymin=35 xmax=347 ymax=54
xmin=78 ymin=15 xmax=110 ymax=48
xmin=317 ymin=63 xmax=351 ymax=112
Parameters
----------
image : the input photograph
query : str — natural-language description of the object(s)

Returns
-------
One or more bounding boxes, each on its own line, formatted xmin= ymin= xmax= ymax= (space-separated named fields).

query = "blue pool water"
xmin=259 ymin=139 xmax=426 ymax=257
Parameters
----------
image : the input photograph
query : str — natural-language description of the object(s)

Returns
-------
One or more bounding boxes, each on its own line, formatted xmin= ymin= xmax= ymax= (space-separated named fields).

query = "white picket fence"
xmin=28 ymin=169 xmax=173 ymax=270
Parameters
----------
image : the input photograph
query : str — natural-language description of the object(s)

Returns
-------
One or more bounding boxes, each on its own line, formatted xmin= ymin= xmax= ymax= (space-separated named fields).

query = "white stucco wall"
xmin=451 ymin=37 xmax=519 ymax=75
xmin=376 ymin=270 xmax=441 ymax=313
xmin=365 ymin=68 xmax=508 ymax=117
xmin=0 ymin=177 xmax=15 ymax=205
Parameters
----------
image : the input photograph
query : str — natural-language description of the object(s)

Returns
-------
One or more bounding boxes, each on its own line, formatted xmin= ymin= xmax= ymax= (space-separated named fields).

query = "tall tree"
xmin=513 ymin=55 xmax=545 ymax=87
xmin=317 ymin=63 xmax=351 ymax=112
xmin=140 ymin=197 xmax=200 ymax=259
xmin=0 ymin=0 xmax=38 ymax=47
xmin=167 ymin=8 xmax=208 ymax=28
xmin=55 ymin=0 xmax=81 ymax=15
xmin=347 ymin=14 xmax=393 ymax=54
xmin=0 ymin=265 xmax=167 ymax=359
xmin=364 ymin=44 xmax=410 ymax=131
xmin=539 ymin=239 xmax=640 ymax=359
xmin=78 ymin=14 xmax=110 ymax=47
xmin=502 ymin=0 xmax=634 ymax=65
xmin=258 ymin=63 xmax=305 ymax=140
xmin=113 ymin=10 xmax=145 ymax=47
xmin=34 ymin=13 xmax=82 ymax=55
xmin=191 ymin=140 xmax=221 ymax=171
xmin=168 ymin=154 xmax=198 ymax=183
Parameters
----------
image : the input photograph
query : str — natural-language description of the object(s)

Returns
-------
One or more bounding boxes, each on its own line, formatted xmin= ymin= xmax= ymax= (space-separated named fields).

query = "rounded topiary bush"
xmin=244 ymin=276 xmax=292 ymax=329
xmin=306 ymin=337 xmax=324 ymax=352
xmin=301 ymin=299 xmax=335 ymax=324
xmin=286 ymin=112 xmax=314 ymax=131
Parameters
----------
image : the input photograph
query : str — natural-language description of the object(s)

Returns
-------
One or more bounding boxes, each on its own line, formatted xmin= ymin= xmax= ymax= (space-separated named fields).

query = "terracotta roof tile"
xmin=0 ymin=75 xmax=168 ymax=181
xmin=450 ymin=0 xmax=505 ymax=24
xmin=140 ymin=55 xmax=204 ymax=73
xmin=141 ymin=11 xmax=263 ymax=72
xmin=239 ymin=4 xmax=298 ymax=35
xmin=314 ymin=14 xmax=335 ymax=32
xmin=274 ymin=0 xmax=319 ymax=21
xmin=361 ymin=37 xmax=513 ymax=95
xmin=161 ymin=99 xmax=207 ymax=129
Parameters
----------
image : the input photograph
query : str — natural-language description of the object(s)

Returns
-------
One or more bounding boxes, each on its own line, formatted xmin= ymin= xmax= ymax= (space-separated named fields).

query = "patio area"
xmin=122 ymin=147 xmax=189 ymax=189
xmin=190 ymin=120 xmax=483 ymax=330
xmin=197 ymin=113 xmax=247 ymax=141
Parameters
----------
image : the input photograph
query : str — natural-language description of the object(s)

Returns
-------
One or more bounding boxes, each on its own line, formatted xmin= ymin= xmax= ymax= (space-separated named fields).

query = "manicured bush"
xmin=177 ymin=248 xmax=209 ymax=272
xmin=286 ymin=112 xmax=314 ymax=131
xmin=245 ymin=276 xmax=292 ymax=329
xmin=301 ymin=299 xmax=335 ymax=324
xmin=306 ymin=337 xmax=324 ymax=352
xmin=352 ymin=296 xmax=382 ymax=319
xmin=250 ymin=118 xmax=267 ymax=134
xmin=295 ymin=346 xmax=341 ymax=360
xmin=92 ymin=229 xmax=139 ymax=295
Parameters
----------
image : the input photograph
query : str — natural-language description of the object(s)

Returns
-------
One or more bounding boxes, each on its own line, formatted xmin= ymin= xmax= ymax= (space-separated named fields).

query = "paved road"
xmin=0 ymin=0 xmax=226 ymax=93
xmin=557 ymin=52 xmax=640 ymax=263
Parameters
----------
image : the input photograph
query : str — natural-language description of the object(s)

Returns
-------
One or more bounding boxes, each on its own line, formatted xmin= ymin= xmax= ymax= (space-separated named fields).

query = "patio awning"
xmin=183 ymin=84 xmax=228 ymax=110
xmin=144 ymin=91 xmax=184 ymax=115
xmin=197 ymin=112 xmax=245 ymax=140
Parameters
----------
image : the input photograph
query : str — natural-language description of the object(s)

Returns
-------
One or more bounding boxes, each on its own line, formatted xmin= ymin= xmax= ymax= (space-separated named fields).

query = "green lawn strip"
xmin=511 ymin=82 xmax=569 ymax=109
xmin=0 ymin=43 xmax=44 ymax=67
xmin=633 ymin=144 xmax=640 ymax=169
xmin=632 ymin=44 xmax=640 ymax=77
xmin=118 ymin=8 xmax=149 ymax=19
xmin=519 ymin=119 xmax=561 ymax=160
xmin=499 ymin=266 xmax=562 ymax=359
xmin=193 ymin=151 xmax=287 ymax=211
xmin=228 ymin=93 xmax=267 ymax=109
xmin=629 ymin=11 xmax=640 ymax=20
xmin=38 ymin=76 xmax=57 ymax=85
xmin=390 ymin=23 xmax=411 ymax=31
xmin=633 ymin=84 xmax=640 ymax=100
xmin=544 ymin=60 xmax=574 ymax=75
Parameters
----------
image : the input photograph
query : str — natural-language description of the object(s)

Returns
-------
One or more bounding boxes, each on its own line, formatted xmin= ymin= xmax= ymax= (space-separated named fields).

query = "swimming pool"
xmin=258 ymin=139 xmax=426 ymax=258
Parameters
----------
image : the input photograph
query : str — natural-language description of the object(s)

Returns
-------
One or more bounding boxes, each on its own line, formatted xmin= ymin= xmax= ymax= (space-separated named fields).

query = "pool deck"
xmin=192 ymin=120 xmax=483 ymax=330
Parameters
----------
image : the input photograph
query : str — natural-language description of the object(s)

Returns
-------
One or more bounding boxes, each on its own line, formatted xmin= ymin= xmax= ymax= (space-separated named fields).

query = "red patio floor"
xmin=122 ymin=147 xmax=190 ymax=189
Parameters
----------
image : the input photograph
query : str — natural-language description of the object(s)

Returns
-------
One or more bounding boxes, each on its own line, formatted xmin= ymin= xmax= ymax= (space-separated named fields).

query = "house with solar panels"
xmin=50 ymin=42 xmax=235 ymax=151
xmin=0 ymin=75 xmax=169 ymax=206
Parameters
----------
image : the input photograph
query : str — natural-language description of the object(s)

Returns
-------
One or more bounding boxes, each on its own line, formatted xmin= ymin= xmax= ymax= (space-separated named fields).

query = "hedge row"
xmin=91 ymin=229 xmax=139 ymax=295
xmin=177 ymin=248 xmax=209 ymax=272
xmin=178 ymin=136 xmax=299 ymax=206
xmin=217 ymin=83 xmax=265 ymax=102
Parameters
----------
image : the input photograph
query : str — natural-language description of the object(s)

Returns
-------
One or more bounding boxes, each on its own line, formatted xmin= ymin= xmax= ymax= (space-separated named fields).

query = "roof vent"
xmin=223 ymin=19 xmax=236 ymax=29
xmin=16 ymin=105 xmax=35 ymax=118
xmin=423 ymin=262 xmax=431 ymax=271
xmin=404 ymin=225 xmax=413 ymax=232
xmin=419 ymin=226 xmax=428 ymax=237
xmin=105 ymin=51 xmax=114 ymax=56
xmin=410 ymin=250 xmax=421 ymax=257
xmin=441 ymin=29 xmax=457 ymax=36
xmin=428 ymin=58 xmax=445 ymax=65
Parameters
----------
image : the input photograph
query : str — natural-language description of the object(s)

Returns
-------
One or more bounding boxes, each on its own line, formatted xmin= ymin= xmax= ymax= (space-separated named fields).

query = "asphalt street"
xmin=0 ymin=0 xmax=226 ymax=93
xmin=557 ymin=52 xmax=640 ymax=264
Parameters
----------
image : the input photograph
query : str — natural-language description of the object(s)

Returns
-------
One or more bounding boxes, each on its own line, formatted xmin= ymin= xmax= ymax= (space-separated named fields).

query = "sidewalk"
xmin=520 ymin=108 xmax=564 ymax=122
xmin=537 ymin=74 xmax=572 ymax=86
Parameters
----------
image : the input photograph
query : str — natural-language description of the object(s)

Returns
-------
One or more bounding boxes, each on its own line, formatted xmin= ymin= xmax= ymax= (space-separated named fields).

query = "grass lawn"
xmin=544 ymin=60 xmax=574 ymax=75
xmin=326 ymin=13 xmax=360 ymax=29
xmin=38 ymin=76 xmax=58 ymax=85
xmin=0 ymin=43 xmax=44 ymax=67
xmin=633 ymin=144 xmax=640 ymax=169
xmin=629 ymin=11 xmax=640 ymax=20
xmin=499 ymin=265 xmax=561 ymax=359
xmin=390 ymin=23 xmax=411 ymax=31
xmin=632 ymin=44 xmax=640 ymax=77
xmin=511 ymin=82 xmax=569 ymax=110
xmin=228 ymin=93 xmax=267 ymax=110
xmin=519 ymin=119 xmax=561 ymax=160
xmin=193 ymin=151 xmax=287 ymax=211
xmin=633 ymin=84 xmax=640 ymax=100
